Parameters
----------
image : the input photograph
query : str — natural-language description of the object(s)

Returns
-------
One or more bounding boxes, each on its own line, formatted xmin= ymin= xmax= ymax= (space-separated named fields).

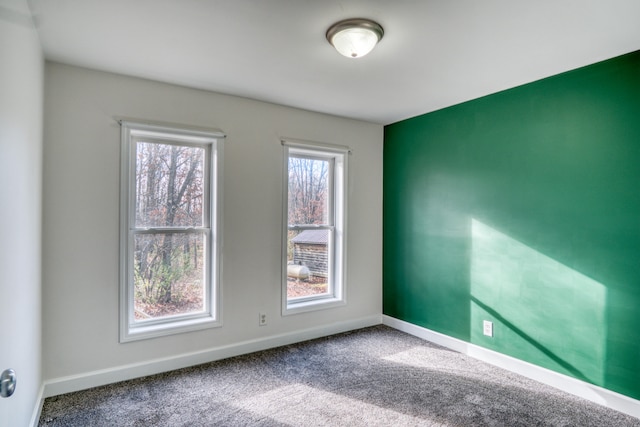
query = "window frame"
xmin=119 ymin=120 xmax=224 ymax=342
xmin=282 ymin=139 xmax=348 ymax=315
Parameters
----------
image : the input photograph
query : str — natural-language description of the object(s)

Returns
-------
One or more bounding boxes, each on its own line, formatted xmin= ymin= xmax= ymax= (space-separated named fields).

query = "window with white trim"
xmin=120 ymin=121 xmax=223 ymax=342
xmin=283 ymin=141 xmax=348 ymax=314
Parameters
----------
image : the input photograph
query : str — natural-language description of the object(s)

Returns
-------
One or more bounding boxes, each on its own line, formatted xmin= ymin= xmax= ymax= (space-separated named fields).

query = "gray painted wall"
xmin=42 ymin=63 xmax=382 ymax=382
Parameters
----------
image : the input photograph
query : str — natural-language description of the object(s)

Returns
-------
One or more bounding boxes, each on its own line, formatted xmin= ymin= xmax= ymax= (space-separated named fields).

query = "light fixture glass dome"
xmin=326 ymin=19 xmax=384 ymax=59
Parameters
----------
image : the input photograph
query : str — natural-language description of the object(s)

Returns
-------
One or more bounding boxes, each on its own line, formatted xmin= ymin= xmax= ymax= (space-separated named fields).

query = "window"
xmin=282 ymin=140 xmax=348 ymax=314
xmin=120 ymin=121 xmax=223 ymax=342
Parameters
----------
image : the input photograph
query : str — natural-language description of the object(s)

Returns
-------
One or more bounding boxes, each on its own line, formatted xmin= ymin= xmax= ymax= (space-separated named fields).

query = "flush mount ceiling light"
xmin=326 ymin=18 xmax=384 ymax=59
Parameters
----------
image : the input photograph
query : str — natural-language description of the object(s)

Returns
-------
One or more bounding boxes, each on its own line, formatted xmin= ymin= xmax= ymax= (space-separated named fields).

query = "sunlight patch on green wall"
xmin=471 ymin=219 xmax=606 ymax=384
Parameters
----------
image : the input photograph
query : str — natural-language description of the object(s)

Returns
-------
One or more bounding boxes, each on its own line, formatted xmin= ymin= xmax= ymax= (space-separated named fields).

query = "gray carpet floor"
xmin=39 ymin=325 xmax=639 ymax=426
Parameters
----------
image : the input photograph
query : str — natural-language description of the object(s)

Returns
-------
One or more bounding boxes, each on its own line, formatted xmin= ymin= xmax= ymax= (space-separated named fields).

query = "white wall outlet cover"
xmin=483 ymin=320 xmax=493 ymax=337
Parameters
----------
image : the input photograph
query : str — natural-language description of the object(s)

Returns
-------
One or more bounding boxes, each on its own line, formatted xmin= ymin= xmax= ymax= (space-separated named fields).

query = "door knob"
xmin=1 ymin=369 xmax=16 ymax=398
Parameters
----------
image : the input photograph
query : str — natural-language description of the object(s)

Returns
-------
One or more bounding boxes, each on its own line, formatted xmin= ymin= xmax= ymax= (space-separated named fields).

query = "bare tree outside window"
xmin=288 ymin=156 xmax=329 ymax=226
xmin=133 ymin=142 xmax=207 ymax=319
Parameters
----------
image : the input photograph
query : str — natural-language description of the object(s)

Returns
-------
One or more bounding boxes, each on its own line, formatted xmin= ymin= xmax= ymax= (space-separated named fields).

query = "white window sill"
xmin=121 ymin=316 xmax=222 ymax=343
xmin=283 ymin=296 xmax=346 ymax=316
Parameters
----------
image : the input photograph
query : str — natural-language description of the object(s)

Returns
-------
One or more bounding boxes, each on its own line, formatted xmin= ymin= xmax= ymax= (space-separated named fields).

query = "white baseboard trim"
xmin=383 ymin=315 xmax=640 ymax=420
xmin=42 ymin=314 xmax=381 ymax=399
xmin=29 ymin=384 xmax=45 ymax=427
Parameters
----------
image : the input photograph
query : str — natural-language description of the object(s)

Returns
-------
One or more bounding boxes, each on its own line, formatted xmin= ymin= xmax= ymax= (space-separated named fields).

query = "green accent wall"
xmin=383 ymin=50 xmax=640 ymax=399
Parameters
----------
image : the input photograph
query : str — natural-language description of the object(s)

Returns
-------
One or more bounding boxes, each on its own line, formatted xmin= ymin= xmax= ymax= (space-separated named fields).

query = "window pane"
xmin=288 ymin=157 xmax=330 ymax=225
xmin=286 ymin=229 xmax=329 ymax=299
xmin=135 ymin=142 xmax=205 ymax=228
xmin=283 ymin=144 xmax=346 ymax=314
xmin=133 ymin=232 xmax=206 ymax=321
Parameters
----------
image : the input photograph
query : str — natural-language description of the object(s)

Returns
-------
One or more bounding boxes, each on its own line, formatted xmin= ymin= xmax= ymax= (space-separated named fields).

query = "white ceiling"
xmin=27 ymin=0 xmax=640 ymax=125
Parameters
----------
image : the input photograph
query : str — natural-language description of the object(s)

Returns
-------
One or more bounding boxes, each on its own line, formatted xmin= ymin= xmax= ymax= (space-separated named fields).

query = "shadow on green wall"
xmin=383 ymin=165 xmax=473 ymax=340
